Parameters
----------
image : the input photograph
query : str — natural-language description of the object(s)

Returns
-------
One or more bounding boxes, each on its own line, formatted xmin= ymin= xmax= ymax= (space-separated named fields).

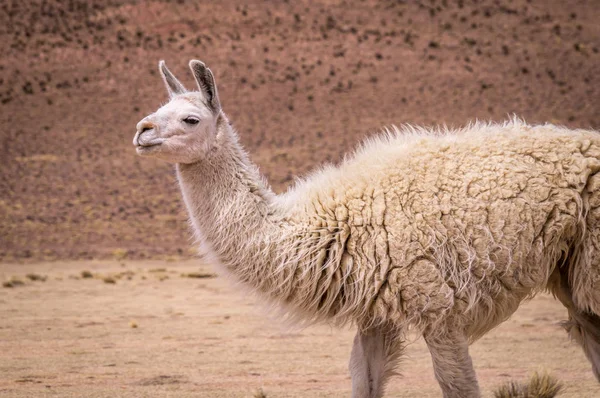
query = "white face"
xmin=134 ymin=60 xmax=222 ymax=164
xmin=133 ymin=94 xmax=217 ymax=164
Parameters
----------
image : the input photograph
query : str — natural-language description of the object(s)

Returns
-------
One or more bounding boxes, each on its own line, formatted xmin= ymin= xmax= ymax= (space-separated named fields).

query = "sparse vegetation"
xmin=112 ymin=248 xmax=128 ymax=260
xmin=253 ymin=388 xmax=267 ymax=398
xmin=26 ymin=273 xmax=47 ymax=282
xmin=181 ymin=272 xmax=216 ymax=279
xmin=3 ymin=278 xmax=25 ymax=288
xmin=102 ymin=276 xmax=116 ymax=284
xmin=114 ymin=270 xmax=135 ymax=280
xmin=81 ymin=270 xmax=94 ymax=278
xmin=0 ymin=0 xmax=596 ymax=269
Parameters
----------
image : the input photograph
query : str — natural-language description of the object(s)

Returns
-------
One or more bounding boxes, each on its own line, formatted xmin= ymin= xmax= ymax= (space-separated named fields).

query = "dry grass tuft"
xmin=103 ymin=276 xmax=116 ymax=284
xmin=114 ymin=270 xmax=135 ymax=280
xmin=112 ymin=248 xmax=128 ymax=260
xmin=494 ymin=371 xmax=562 ymax=398
xmin=253 ymin=388 xmax=267 ymax=398
xmin=129 ymin=321 xmax=138 ymax=328
xmin=182 ymin=272 xmax=216 ymax=279
xmin=26 ymin=273 xmax=47 ymax=282
xmin=3 ymin=278 xmax=25 ymax=288
xmin=81 ymin=270 xmax=94 ymax=278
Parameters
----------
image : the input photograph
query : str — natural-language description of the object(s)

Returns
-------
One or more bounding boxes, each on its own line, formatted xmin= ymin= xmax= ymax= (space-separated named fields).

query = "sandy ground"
xmin=1 ymin=260 xmax=598 ymax=397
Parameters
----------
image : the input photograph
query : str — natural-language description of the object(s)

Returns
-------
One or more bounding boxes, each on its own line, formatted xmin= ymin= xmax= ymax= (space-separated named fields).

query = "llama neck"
xmin=176 ymin=119 xmax=359 ymax=326
xmin=175 ymin=118 xmax=279 ymax=271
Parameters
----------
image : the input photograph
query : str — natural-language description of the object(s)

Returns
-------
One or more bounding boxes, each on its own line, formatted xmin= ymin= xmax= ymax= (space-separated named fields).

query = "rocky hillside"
xmin=1 ymin=0 xmax=598 ymax=261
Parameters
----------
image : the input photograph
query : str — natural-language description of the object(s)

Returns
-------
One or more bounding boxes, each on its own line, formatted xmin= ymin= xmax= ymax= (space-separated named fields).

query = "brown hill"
xmin=1 ymin=0 xmax=599 ymax=261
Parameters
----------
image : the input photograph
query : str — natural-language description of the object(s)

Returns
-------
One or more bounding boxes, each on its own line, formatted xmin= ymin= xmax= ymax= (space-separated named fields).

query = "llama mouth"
xmin=137 ymin=142 xmax=162 ymax=148
xmin=135 ymin=138 xmax=165 ymax=149
xmin=135 ymin=141 xmax=162 ymax=154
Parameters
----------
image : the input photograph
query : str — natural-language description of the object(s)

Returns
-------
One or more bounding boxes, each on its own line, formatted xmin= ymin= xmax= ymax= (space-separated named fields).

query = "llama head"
xmin=133 ymin=60 xmax=222 ymax=164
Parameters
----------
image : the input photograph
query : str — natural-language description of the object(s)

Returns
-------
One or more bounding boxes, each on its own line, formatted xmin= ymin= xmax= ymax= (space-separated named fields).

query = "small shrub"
xmin=112 ymin=248 xmax=128 ymax=260
xmin=81 ymin=270 xmax=94 ymax=278
xmin=494 ymin=371 xmax=562 ymax=398
xmin=254 ymin=388 xmax=267 ymax=398
xmin=26 ymin=273 xmax=47 ymax=282
xmin=3 ymin=278 xmax=24 ymax=288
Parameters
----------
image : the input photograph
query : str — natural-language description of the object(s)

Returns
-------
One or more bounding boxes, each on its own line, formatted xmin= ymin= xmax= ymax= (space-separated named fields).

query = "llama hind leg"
xmin=573 ymin=172 xmax=600 ymax=315
xmin=349 ymin=325 xmax=404 ymax=398
xmin=424 ymin=330 xmax=480 ymax=398
xmin=563 ymin=311 xmax=600 ymax=381
xmin=551 ymin=264 xmax=600 ymax=382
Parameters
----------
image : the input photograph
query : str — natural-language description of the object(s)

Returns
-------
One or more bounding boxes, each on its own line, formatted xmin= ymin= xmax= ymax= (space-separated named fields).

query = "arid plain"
xmin=1 ymin=260 xmax=599 ymax=397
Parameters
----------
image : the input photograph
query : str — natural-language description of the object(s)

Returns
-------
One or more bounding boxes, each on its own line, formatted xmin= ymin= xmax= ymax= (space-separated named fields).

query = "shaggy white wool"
xmin=178 ymin=118 xmax=600 ymax=341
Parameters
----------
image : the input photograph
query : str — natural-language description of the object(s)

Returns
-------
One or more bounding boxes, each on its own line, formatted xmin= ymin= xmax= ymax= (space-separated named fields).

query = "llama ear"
xmin=159 ymin=60 xmax=186 ymax=98
xmin=189 ymin=60 xmax=221 ymax=113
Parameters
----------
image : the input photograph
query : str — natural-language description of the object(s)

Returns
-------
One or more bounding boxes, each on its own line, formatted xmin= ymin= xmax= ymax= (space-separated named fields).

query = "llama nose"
xmin=136 ymin=120 xmax=155 ymax=135
xmin=134 ymin=120 xmax=156 ymax=146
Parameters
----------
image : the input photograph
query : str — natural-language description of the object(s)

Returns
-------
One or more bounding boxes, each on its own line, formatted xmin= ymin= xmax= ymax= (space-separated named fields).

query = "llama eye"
xmin=183 ymin=117 xmax=200 ymax=125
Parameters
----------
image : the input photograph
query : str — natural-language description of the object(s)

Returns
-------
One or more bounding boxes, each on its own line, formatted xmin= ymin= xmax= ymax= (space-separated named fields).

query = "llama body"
xmin=135 ymin=60 xmax=600 ymax=398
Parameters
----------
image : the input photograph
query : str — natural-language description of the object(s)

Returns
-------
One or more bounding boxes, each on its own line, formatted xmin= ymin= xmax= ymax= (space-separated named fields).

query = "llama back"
xmin=282 ymin=121 xmax=600 ymax=332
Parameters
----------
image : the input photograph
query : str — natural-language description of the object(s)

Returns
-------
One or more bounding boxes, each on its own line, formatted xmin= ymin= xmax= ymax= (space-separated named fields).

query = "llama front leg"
xmin=349 ymin=326 xmax=404 ymax=398
xmin=424 ymin=330 xmax=480 ymax=398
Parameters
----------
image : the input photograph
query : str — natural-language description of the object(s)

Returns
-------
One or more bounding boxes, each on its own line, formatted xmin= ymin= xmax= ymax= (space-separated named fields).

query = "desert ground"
xmin=1 ymin=260 xmax=598 ymax=397
xmin=1 ymin=0 xmax=600 ymax=397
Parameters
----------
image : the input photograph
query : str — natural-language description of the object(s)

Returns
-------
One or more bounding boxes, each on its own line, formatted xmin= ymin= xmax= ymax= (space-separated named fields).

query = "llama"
xmin=133 ymin=59 xmax=600 ymax=398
